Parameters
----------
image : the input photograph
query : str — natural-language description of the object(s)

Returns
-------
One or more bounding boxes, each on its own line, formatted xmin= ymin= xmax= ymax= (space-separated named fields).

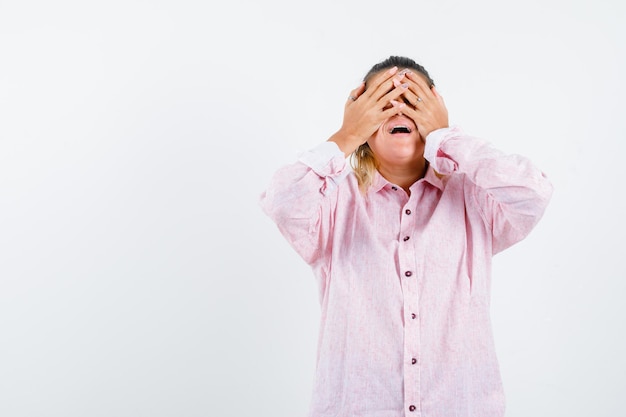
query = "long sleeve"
xmin=259 ymin=141 xmax=350 ymax=266
xmin=424 ymin=126 xmax=554 ymax=254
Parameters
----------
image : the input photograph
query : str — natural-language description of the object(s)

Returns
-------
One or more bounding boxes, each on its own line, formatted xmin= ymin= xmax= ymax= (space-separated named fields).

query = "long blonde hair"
xmin=350 ymin=142 xmax=378 ymax=193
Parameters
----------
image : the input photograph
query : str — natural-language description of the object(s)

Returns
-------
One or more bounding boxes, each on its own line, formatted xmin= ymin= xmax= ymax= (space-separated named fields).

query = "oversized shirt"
xmin=259 ymin=126 xmax=553 ymax=417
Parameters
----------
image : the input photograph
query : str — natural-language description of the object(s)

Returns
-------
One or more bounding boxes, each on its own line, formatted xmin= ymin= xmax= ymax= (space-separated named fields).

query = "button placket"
xmin=398 ymin=199 xmax=420 ymax=415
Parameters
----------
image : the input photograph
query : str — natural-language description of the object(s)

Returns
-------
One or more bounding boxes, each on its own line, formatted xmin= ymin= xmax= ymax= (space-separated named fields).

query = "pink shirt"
xmin=260 ymin=127 xmax=553 ymax=417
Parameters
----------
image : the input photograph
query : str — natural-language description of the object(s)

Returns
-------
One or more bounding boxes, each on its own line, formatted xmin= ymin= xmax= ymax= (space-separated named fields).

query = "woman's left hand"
xmin=401 ymin=71 xmax=449 ymax=141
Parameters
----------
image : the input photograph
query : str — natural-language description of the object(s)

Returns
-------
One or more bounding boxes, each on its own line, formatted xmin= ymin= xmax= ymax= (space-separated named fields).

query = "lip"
xmin=384 ymin=116 xmax=416 ymax=136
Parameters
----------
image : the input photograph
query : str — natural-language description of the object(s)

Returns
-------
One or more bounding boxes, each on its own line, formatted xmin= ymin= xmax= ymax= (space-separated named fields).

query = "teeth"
xmin=390 ymin=125 xmax=411 ymax=134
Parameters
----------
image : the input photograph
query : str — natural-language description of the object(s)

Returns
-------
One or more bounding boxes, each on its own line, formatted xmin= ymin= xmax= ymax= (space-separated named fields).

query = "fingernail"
xmin=393 ymin=77 xmax=409 ymax=88
xmin=388 ymin=66 xmax=398 ymax=75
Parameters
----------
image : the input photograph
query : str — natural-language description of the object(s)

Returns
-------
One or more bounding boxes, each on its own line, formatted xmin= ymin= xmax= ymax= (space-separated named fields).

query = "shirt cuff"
xmin=298 ymin=141 xmax=346 ymax=176
xmin=423 ymin=127 xmax=450 ymax=164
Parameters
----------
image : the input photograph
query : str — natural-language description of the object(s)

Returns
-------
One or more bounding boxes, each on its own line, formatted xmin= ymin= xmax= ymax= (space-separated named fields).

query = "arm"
xmin=259 ymin=142 xmax=348 ymax=266
xmin=424 ymin=126 xmax=554 ymax=254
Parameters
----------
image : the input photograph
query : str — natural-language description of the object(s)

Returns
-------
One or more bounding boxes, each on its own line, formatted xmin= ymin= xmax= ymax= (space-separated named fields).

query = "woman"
xmin=260 ymin=56 xmax=553 ymax=417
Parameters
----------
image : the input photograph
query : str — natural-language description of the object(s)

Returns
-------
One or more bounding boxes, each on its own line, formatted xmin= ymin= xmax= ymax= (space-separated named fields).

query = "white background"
xmin=1 ymin=0 xmax=624 ymax=416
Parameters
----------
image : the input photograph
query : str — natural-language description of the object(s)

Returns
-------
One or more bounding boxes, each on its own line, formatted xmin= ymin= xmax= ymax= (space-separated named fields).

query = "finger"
xmin=406 ymin=86 xmax=429 ymax=108
xmin=368 ymin=66 xmax=399 ymax=90
xmin=383 ymin=80 xmax=409 ymax=107
xmin=398 ymin=82 xmax=423 ymax=108
xmin=432 ymin=86 xmax=445 ymax=103
xmin=389 ymin=99 xmax=406 ymax=115
xmin=400 ymin=103 xmax=419 ymax=119
xmin=362 ymin=66 xmax=401 ymax=102
xmin=399 ymin=81 xmax=427 ymax=108
xmin=404 ymin=71 xmax=434 ymax=105
xmin=346 ymin=82 xmax=365 ymax=104
xmin=399 ymin=105 xmax=425 ymax=131
xmin=381 ymin=100 xmax=412 ymax=119
xmin=406 ymin=83 xmax=430 ymax=107
xmin=412 ymin=94 xmax=425 ymax=107
xmin=345 ymin=83 xmax=365 ymax=111
xmin=405 ymin=70 xmax=435 ymax=93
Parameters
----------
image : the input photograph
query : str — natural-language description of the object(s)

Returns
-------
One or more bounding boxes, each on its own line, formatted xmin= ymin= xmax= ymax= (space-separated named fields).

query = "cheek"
xmin=366 ymin=130 xmax=385 ymax=151
xmin=370 ymin=127 xmax=385 ymax=141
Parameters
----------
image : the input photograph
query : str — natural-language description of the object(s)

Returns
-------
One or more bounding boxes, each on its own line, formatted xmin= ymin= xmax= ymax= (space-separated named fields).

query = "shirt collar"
xmin=369 ymin=163 xmax=445 ymax=194
xmin=422 ymin=164 xmax=445 ymax=190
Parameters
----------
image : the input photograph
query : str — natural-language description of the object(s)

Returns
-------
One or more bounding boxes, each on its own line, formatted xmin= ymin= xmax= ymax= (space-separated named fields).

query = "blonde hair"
xmin=350 ymin=142 xmax=378 ymax=193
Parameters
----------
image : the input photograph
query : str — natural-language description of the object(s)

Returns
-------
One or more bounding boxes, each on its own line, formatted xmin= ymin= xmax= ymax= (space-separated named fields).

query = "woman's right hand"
xmin=329 ymin=66 xmax=409 ymax=156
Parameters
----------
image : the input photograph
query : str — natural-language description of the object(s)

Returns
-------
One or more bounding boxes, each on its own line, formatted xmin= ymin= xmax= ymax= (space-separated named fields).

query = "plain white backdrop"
xmin=1 ymin=0 xmax=624 ymax=416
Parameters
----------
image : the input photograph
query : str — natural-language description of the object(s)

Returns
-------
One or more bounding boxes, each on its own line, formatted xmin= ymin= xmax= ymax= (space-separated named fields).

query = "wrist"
xmin=328 ymin=129 xmax=365 ymax=157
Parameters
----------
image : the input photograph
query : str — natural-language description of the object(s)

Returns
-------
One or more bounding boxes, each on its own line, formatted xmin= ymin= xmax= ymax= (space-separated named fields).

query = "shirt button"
xmin=412 ymin=358 xmax=417 ymax=364
xmin=405 ymin=271 xmax=412 ymax=277
xmin=411 ymin=313 xmax=417 ymax=319
xmin=409 ymin=405 xmax=416 ymax=412
xmin=405 ymin=209 xmax=411 ymax=215
xmin=391 ymin=186 xmax=398 ymax=191
xmin=403 ymin=236 xmax=410 ymax=241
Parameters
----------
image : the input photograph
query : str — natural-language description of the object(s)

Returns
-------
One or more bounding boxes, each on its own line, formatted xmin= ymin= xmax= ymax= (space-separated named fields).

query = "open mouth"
xmin=389 ymin=125 xmax=412 ymax=134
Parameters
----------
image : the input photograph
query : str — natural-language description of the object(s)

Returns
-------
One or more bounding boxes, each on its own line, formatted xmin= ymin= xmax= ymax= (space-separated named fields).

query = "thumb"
xmin=432 ymin=86 xmax=445 ymax=105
